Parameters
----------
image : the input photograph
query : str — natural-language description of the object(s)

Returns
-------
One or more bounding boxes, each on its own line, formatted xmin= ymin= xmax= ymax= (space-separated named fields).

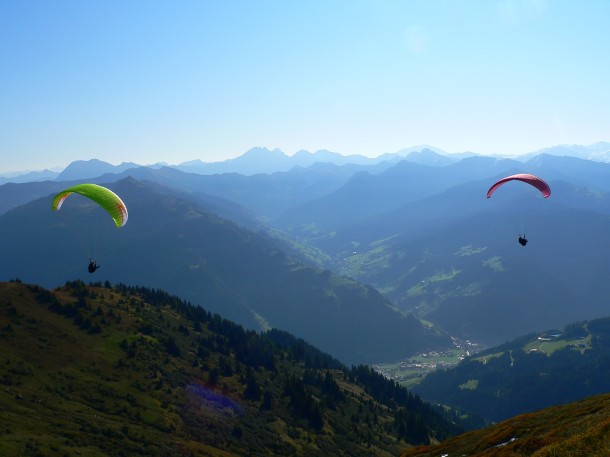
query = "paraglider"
xmin=52 ymin=184 xmax=128 ymax=271
xmin=88 ymin=259 xmax=100 ymax=273
xmin=487 ymin=174 xmax=550 ymax=246
xmin=486 ymin=173 xmax=551 ymax=199
xmin=52 ymin=183 xmax=128 ymax=228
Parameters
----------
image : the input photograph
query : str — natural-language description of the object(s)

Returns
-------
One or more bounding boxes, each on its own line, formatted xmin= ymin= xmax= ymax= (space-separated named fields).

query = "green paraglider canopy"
xmin=51 ymin=183 xmax=128 ymax=228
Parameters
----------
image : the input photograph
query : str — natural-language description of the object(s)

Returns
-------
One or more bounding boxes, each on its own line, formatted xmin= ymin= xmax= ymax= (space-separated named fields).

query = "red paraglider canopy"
xmin=486 ymin=173 xmax=551 ymax=199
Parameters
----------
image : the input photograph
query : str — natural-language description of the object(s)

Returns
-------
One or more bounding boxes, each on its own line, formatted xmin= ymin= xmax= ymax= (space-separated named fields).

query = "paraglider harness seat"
xmin=518 ymin=236 xmax=528 ymax=246
xmin=88 ymin=260 xmax=100 ymax=273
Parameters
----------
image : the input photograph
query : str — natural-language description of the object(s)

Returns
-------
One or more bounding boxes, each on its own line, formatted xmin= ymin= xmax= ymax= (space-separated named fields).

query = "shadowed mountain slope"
xmin=0 ymin=178 xmax=449 ymax=365
xmin=301 ymin=174 xmax=610 ymax=346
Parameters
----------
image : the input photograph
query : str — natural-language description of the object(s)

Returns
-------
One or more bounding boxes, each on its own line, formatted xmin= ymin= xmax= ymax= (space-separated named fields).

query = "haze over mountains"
xmin=3 ymin=142 xmax=610 ymax=453
xmin=0 ymin=177 xmax=449 ymax=365
xmin=3 ymin=141 xmax=610 ymax=183
xmin=3 ymin=143 xmax=610 ymax=353
xmin=264 ymin=153 xmax=610 ymax=345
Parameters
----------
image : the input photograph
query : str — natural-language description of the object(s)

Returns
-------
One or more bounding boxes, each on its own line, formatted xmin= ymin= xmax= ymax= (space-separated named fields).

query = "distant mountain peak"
xmin=0 ymin=168 xmax=60 ymax=184
xmin=243 ymin=146 xmax=285 ymax=158
xmin=56 ymin=159 xmax=141 ymax=181
xmin=519 ymin=142 xmax=610 ymax=163
xmin=404 ymin=148 xmax=457 ymax=166
xmin=394 ymin=145 xmax=448 ymax=156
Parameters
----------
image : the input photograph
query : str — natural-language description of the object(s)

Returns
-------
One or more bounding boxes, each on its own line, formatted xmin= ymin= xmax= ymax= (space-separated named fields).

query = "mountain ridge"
xmin=4 ymin=141 xmax=610 ymax=184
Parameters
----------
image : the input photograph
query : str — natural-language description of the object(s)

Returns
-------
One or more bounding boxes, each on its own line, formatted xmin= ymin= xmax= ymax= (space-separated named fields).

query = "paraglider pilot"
xmin=518 ymin=235 xmax=528 ymax=247
xmin=88 ymin=259 xmax=100 ymax=273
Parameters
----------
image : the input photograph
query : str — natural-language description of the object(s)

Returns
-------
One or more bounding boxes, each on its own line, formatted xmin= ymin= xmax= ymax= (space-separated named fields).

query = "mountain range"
xmin=5 ymin=148 xmax=610 ymax=351
xmin=3 ymin=141 xmax=610 ymax=184
xmin=3 ymin=142 xmax=610 ymax=453
xmin=266 ymin=154 xmax=610 ymax=346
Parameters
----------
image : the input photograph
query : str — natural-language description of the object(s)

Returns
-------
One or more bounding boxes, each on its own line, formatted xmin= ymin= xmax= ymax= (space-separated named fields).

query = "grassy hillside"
xmin=0 ymin=280 xmax=460 ymax=456
xmin=400 ymin=392 xmax=610 ymax=457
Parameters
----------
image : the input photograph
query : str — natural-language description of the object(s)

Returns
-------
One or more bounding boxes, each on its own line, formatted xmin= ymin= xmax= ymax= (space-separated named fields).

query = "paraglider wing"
xmin=52 ymin=184 xmax=128 ymax=228
xmin=486 ymin=173 xmax=551 ymax=199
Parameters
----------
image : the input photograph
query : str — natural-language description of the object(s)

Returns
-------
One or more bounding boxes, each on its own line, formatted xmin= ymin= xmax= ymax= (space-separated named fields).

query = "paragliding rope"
xmin=487 ymin=173 xmax=551 ymax=246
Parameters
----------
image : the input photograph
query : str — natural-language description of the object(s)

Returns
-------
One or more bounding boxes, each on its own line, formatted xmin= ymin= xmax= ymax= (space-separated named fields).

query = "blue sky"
xmin=2 ymin=0 xmax=609 ymax=173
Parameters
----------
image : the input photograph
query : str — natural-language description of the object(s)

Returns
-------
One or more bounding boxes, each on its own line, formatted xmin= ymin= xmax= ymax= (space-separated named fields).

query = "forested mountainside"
xmin=413 ymin=317 xmax=610 ymax=423
xmin=0 ymin=280 xmax=461 ymax=456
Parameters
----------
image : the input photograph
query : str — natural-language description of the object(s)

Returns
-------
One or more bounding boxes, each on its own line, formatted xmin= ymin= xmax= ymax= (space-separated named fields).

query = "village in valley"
xmin=374 ymin=337 xmax=483 ymax=388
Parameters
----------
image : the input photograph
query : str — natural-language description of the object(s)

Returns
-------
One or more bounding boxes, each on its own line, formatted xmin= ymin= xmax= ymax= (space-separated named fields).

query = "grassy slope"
xmin=400 ymin=392 xmax=610 ymax=457
xmin=0 ymin=281 xmax=210 ymax=456
xmin=0 ymin=281 xmax=457 ymax=456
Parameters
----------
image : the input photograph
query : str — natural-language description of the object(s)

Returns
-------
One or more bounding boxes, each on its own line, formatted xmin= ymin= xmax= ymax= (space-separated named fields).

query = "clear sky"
xmin=2 ymin=0 xmax=610 ymax=173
